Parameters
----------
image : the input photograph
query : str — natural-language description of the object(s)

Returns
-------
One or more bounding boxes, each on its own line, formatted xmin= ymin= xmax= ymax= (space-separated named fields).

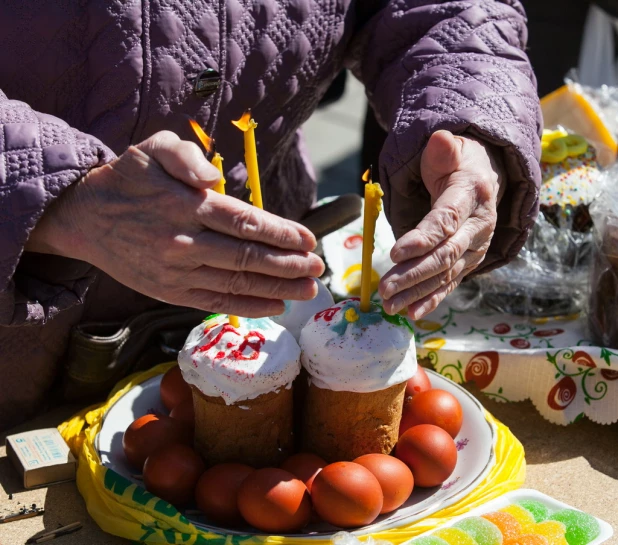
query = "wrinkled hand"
xmin=380 ymin=130 xmax=504 ymax=319
xmin=28 ymin=131 xmax=324 ymax=317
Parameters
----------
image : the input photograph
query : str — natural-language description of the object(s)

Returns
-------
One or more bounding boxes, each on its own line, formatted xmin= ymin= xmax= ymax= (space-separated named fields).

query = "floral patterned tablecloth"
xmin=321 ymin=201 xmax=618 ymax=426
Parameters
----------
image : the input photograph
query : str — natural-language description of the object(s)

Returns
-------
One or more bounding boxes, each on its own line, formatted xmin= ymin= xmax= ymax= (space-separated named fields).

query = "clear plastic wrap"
xmin=588 ymin=164 xmax=618 ymax=347
xmin=478 ymin=214 xmax=592 ymax=317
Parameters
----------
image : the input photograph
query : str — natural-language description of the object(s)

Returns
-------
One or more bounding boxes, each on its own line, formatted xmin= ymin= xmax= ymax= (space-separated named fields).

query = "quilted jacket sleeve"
xmin=0 ymin=91 xmax=116 ymax=326
xmin=346 ymin=0 xmax=542 ymax=274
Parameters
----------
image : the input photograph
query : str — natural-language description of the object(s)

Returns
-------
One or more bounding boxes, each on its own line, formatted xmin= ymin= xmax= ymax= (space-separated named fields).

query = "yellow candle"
xmin=210 ymin=152 xmax=227 ymax=194
xmin=232 ymin=111 xmax=263 ymax=209
xmin=360 ymin=168 xmax=384 ymax=312
xmin=189 ymin=119 xmax=239 ymax=327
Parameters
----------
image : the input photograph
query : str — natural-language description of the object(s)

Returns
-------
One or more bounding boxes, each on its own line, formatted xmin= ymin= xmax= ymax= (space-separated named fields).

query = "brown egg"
xmin=143 ymin=444 xmax=205 ymax=506
xmin=311 ymin=462 xmax=383 ymax=528
xmin=280 ymin=452 xmax=327 ymax=492
xmin=353 ymin=454 xmax=414 ymax=514
xmin=195 ymin=463 xmax=254 ymax=526
xmin=160 ymin=365 xmax=192 ymax=411
xmin=395 ymin=424 xmax=457 ymax=488
xmin=238 ymin=468 xmax=312 ymax=533
xmin=399 ymin=389 xmax=463 ymax=438
xmin=405 ymin=366 xmax=432 ymax=397
xmin=122 ymin=414 xmax=192 ymax=470
xmin=170 ymin=398 xmax=195 ymax=426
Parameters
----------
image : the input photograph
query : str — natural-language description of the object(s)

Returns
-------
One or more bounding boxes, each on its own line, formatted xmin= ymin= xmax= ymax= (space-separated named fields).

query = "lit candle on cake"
xmin=189 ymin=118 xmax=239 ymax=328
xmin=360 ymin=167 xmax=383 ymax=312
xmin=232 ymin=111 xmax=263 ymax=209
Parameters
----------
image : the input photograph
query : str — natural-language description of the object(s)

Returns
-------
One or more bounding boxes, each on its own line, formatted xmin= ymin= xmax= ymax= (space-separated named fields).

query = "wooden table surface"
xmin=1 ymin=385 xmax=617 ymax=545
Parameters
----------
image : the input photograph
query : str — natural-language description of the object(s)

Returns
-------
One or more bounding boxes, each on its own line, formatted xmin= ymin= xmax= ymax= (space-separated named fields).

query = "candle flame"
xmin=189 ymin=118 xmax=214 ymax=153
xmin=232 ymin=110 xmax=257 ymax=132
xmin=362 ymin=167 xmax=372 ymax=183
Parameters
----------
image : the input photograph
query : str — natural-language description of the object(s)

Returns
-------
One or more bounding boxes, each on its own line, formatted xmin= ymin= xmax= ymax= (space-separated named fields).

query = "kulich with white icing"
xmin=299 ymin=298 xmax=417 ymax=393
xmin=179 ymin=315 xmax=301 ymax=405
xmin=271 ymin=278 xmax=335 ymax=340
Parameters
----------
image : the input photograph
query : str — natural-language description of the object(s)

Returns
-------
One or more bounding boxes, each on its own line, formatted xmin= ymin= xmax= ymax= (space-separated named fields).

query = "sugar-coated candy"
xmin=516 ymin=500 xmax=550 ymax=523
xmin=549 ymin=509 xmax=601 ymax=545
xmin=533 ymin=521 xmax=568 ymax=545
xmin=412 ymin=537 xmax=451 ymax=545
xmin=482 ymin=511 xmax=522 ymax=541
xmin=505 ymin=535 xmax=549 ymax=545
xmin=434 ymin=528 xmax=479 ymax=545
xmin=454 ymin=517 xmax=503 ymax=545
xmin=500 ymin=505 xmax=537 ymax=533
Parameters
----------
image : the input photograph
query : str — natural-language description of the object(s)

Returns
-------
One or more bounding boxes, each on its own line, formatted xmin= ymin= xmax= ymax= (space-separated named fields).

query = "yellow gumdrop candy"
xmin=533 ymin=521 xmax=568 ymax=545
xmin=501 ymin=505 xmax=537 ymax=533
xmin=562 ymin=134 xmax=589 ymax=157
xmin=542 ymin=128 xmax=568 ymax=143
xmin=541 ymin=137 xmax=568 ymax=163
xmin=433 ymin=528 xmax=479 ymax=545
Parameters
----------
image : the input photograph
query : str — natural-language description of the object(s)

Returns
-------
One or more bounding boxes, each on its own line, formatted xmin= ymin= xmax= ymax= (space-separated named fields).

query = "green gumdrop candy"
xmin=516 ymin=500 xmax=550 ymax=523
xmin=412 ymin=537 xmax=451 ymax=545
xmin=434 ymin=528 xmax=479 ymax=545
xmin=549 ymin=510 xmax=601 ymax=545
xmin=454 ymin=517 xmax=503 ymax=545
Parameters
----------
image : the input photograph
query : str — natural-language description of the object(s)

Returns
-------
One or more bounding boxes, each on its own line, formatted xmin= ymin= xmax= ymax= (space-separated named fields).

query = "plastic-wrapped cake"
xmin=479 ymin=131 xmax=600 ymax=317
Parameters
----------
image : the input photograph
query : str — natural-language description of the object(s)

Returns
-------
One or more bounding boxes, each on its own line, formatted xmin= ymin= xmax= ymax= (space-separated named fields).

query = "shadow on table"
xmin=464 ymin=383 xmax=618 ymax=480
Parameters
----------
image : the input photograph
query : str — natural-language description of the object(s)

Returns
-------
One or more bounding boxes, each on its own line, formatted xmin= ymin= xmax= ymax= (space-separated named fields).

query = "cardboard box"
xmin=5 ymin=428 xmax=76 ymax=489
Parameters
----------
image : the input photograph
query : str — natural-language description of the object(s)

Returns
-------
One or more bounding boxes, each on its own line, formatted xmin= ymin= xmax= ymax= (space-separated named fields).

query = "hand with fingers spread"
xmin=380 ymin=130 xmax=505 ymax=320
xmin=27 ymin=131 xmax=325 ymax=317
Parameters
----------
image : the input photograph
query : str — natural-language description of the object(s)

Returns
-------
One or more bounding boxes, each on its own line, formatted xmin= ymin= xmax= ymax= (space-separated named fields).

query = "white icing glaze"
xmin=299 ymin=298 xmax=417 ymax=393
xmin=178 ymin=316 xmax=301 ymax=405
xmin=270 ymin=278 xmax=335 ymax=340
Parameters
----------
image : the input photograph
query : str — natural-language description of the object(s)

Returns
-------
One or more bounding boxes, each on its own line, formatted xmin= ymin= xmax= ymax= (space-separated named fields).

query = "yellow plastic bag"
xmin=59 ymin=362 xmax=525 ymax=545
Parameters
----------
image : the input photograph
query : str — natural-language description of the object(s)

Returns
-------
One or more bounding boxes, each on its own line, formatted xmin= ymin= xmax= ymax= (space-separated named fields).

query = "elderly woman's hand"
xmin=380 ymin=130 xmax=504 ymax=319
xmin=27 ymin=131 xmax=324 ymax=317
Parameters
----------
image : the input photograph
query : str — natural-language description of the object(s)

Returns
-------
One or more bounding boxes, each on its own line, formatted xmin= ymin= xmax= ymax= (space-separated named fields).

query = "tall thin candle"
xmin=360 ymin=167 xmax=384 ymax=312
xmin=232 ymin=111 xmax=263 ymax=209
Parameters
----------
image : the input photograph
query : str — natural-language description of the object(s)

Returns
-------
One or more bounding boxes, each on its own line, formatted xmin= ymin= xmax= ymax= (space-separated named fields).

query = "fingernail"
xmin=383 ymin=281 xmax=397 ymax=300
xmin=390 ymin=296 xmax=405 ymax=315
xmin=193 ymin=160 xmax=221 ymax=182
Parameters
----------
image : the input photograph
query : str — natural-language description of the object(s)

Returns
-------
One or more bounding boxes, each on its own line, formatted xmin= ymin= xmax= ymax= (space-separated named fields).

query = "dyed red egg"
xmin=237 ymin=468 xmax=312 ymax=533
xmin=405 ymin=366 xmax=432 ymax=397
xmin=280 ymin=453 xmax=327 ymax=492
xmin=311 ymin=462 xmax=383 ymax=528
xmin=396 ymin=424 xmax=457 ymax=488
xmin=160 ymin=365 xmax=192 ymax=411
xmin=195 ymin=463 xmax=254 ymax=526
xmin=353 ymin=454 xmax=414 ymax=514
xmin=399 ymin=389 xmax=463 ymax=438
xmin=143 ymin=444 xmax=205 ymax=506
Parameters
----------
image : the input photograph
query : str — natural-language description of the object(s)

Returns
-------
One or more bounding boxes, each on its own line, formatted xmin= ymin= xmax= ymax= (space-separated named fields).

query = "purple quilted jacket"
xmin=0 ymin=0 xmax=541 ymax=429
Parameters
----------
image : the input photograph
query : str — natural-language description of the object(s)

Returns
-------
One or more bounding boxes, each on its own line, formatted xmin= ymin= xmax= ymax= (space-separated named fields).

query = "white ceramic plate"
xmin=97 ymin=370 xmax=496 ymax=537
xmin=404 ymin=489 xmax=614 ymax=545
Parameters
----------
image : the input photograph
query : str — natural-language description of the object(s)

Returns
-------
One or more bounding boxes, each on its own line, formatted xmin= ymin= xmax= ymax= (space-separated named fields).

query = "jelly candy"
xmin=454 ymin=517 xmax=503 ymax=545
xmin=434 ymin=528 xmax=479 ymax=545
xmin=505 ymin=536 xmax=549 ymax=545
xmin=533 ymin=521 xmax=568 ymax=545
xmin=413 ymin=537 xmax=451 ymax=545
xmin=549 ymin=509 xmax=601 ymax=545
xmin=516 ymin=500 xmax=550 ymax=523
xmin=482 ymin=511 xmax=522 ymax=541
xmin=500 ymin=505 xmax=536 ymax=533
